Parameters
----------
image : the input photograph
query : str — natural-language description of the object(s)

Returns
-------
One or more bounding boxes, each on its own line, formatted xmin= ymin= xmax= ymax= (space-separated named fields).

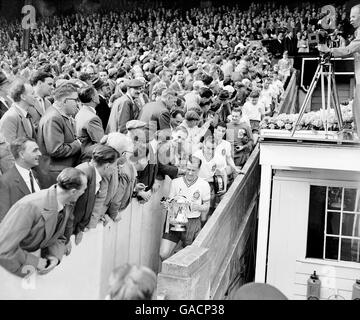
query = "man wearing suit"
xmin=106 ymin=79 xmax=143 ymax=134
xmin=0 ymin=167 xmax=87 ymax=278
xmin=76 ymin=86 xmax=105 ymax=162
xmin=37 ymin=83 xmax=82 ymax=188
xmin=0 ymin=71 xmax=12 ymax=119
xmin=139 ymin=89 xmax=177 ymax=141
xmin=0 ymin=133 xmax=14 ymax=175
xmin=272 ymin=32 xmax=285 ymax=59
xmin=284 ymin=30 xmax=298 ymax=57
xmin=0 ymin=79 xmax=36 ymax=144
xmin=29 ymin=71 xmax=54 ymax=133
xmin=0 ymin=137 xmax=42 ymax=222
xmin=92 ymin=77 xmax=111 ymax=131
xmin=66 ymin=144 xmax=119 ymax=245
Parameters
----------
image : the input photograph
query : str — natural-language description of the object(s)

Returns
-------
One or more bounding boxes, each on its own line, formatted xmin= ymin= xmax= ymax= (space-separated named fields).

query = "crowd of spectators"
xmin=0 ymin=1 xmax=353 ymax=276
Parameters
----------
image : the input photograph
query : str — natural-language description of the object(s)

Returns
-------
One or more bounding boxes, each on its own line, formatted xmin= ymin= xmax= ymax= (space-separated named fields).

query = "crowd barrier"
xmin=156 ymin=144 xmax=260 ymax=300
xmin=278 ymin=70 xmax=298 ymax=115
xmin=0 ymin=177 xmax=171 ymax=300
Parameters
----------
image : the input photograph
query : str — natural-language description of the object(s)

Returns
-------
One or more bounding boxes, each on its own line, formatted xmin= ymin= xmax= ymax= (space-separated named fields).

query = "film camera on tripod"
xmin=291 ymin=5 xmax=345 ymax=137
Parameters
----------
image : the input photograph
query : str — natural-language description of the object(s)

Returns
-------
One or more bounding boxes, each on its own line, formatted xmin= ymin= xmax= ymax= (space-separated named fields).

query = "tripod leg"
xmin=331 ymin=74 xmax=344 ymax=129
xmin=291 ymin=64 xmax=322 ymax=136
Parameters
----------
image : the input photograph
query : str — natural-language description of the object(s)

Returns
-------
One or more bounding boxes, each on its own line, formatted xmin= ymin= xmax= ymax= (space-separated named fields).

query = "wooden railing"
xmin=157 ymin=145 xmax=261 ymax=300
xmin=278 ymin=70 xmax=298 ymax=115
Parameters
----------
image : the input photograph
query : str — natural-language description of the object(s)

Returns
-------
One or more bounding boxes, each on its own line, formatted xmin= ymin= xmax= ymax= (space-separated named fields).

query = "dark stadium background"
xmin=0 ymin=0 xmax=357 ymax=20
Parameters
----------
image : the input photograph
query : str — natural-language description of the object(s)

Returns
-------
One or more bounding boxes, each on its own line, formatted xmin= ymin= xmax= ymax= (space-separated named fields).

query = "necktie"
xmin=25 ymin=113 xmax=35 ymax=138
xmin=56 ymin=208 xmax=66 ymax=232
xmin=29 ymin=170 xmax=35 ymax=193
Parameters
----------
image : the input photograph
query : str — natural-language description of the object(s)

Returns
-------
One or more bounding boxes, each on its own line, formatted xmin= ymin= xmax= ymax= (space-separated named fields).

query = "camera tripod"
xmin=291 ymin=52 xmax=344 ymax=137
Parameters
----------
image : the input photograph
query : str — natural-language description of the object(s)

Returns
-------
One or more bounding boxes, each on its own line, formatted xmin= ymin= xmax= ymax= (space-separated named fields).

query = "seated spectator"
xmin=0 ymin=167 xmax=87 ymax=278
xmin=0 ymin=137 xmax=42 ymax=222
xmin=159 ymin=156 xmax=210 ymax=261
xmin=227 ymin=108 xmax=254 ymax=167
xmin=76 ymin=85 xmax=105 ymax=162
xmin=297 ymin=33 xmax=309 ymax=53
xmin=107 ymin=263 xmax=157 ymax=300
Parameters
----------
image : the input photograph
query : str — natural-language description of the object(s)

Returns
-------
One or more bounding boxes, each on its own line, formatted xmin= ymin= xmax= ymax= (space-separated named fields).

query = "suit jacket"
xmin=0 ymin=134 xmax=14 ymax=175
xmin=37 ymin=106 xmax=81 ymax=186
xmin=27 ymin=96 xmax=51 ymax=134
xmin=106 ymin=94 xmax=138 ymax=134
xmin=95 ymin=95 xmax=111 ymax=131
xmin=65 ymin=162 xmax=96 ymax=240
xmin=139 ymin=100 xmax=171 ymax=141
xmin=0 ymin=165 xmax=41 ymax=222
xmin=284 ymin=36 xmax=298 ymax=56
xmin=75 ymin=105 xmax=104 ymax=163
xmin=0 ymin=104 xmax=35 ymax=144
xmin=0 ymin=96 xmax=11 ymax=119
xmin=0 ymin=185 xmax=69 ymax=277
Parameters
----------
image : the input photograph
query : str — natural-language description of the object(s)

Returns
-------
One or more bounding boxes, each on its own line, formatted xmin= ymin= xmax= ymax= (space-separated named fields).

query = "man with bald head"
xmin=319 ymin=4 xmax=360 ymax=138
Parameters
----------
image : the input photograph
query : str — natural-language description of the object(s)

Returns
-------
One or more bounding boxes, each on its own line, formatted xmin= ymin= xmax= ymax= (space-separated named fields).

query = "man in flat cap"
xmin=106 ymin=79 xmax=143 ymax=134
xmin=139 ymin=89 xmax=177 ymax=142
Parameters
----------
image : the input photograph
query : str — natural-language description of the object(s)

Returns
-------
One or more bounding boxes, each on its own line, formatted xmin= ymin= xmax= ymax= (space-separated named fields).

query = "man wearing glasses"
xmin=37 ymin=83 xmax=82 ymax=188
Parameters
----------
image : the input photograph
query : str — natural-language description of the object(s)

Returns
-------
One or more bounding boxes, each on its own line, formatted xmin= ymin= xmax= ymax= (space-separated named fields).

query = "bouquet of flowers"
xmin=260 ymin=101 xmax=354 ymax=131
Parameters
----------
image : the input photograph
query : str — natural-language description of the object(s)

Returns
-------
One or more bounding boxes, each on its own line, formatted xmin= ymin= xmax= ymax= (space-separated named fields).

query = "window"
xmin=306 ymin=185 xmax=360 ymax=263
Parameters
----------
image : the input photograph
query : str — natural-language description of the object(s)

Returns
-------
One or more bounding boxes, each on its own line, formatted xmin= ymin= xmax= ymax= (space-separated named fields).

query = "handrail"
xmin=278 ymin=70 xmax=298 ymax=115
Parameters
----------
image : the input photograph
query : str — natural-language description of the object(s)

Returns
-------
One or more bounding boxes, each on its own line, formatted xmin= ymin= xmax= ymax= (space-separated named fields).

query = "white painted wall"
xmin=267 ymin=172 xmax=360 ymax=300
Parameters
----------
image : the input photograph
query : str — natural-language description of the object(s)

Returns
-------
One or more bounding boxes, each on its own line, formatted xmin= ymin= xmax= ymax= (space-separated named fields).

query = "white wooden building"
xmin=255 ymin=130 xmax=360 ymax=300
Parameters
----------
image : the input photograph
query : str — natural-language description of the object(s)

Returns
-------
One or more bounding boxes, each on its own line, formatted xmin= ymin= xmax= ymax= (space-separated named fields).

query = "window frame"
xmin=306 ymin=181 xmax=360 ymax=264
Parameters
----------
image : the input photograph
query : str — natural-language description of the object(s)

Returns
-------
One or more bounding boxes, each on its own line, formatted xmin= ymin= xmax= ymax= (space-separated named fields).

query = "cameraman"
xmin=318 ymin=4 xmax=360 ymax=138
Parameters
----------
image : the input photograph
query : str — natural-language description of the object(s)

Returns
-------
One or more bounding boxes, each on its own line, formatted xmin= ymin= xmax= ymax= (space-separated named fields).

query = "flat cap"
xmin=127 ymin=79 xmax=144 ymax=88
xmin=92 ymin=77 xmax=106 ymax=90
xmin=126 ymin=120 xmax=146 ymax=130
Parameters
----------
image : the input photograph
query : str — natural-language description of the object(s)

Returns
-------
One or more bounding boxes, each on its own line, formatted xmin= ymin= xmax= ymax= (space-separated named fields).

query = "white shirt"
xmin=35 ymin=96 xmax=46 ymax=114
xmin=15 ymin=163 xmax=40 ymax=193
xmin=242 ymin=100 xmax=265 ymax=122
xmin=184 ymin=91 xmax=201 ymax=111
xmin=169 ymin=176 xmax=210 ymax=219
xmin=94 ymin=167 xmax=102 ymax=194
xmin=214 ymin=140 xmax=232 ymax=170
xmin=193 ymin=149 xmax=227 ymax=182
